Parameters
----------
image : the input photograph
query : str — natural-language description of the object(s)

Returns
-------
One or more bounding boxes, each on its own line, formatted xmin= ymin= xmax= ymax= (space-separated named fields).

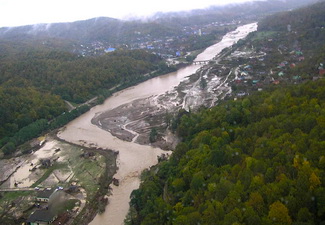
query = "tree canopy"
xmin=127 ymin=78 xmax=325 ymax=225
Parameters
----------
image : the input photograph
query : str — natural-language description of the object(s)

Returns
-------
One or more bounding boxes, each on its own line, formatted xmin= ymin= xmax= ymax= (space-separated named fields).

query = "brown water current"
xmin=57 ymin=22 xmax=257 ymax=225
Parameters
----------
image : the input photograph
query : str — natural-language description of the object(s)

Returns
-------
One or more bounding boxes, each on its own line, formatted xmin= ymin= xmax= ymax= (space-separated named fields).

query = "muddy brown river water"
xmin=57 ymin=22 xmax=257 ymax=225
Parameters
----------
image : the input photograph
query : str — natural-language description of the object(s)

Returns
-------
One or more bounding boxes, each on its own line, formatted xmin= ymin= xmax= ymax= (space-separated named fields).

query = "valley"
xmin=0 ymin=0 xmax=324 ymax=224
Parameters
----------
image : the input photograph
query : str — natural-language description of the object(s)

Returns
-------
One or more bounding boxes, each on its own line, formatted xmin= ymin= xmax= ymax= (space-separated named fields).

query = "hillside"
xmin=0 ymin=48 xmax=167 ymax=156
xmin=127 ymin=2 xmax=325 ymax=225
xmin=129 ymin=79 xmax=325 ymax=225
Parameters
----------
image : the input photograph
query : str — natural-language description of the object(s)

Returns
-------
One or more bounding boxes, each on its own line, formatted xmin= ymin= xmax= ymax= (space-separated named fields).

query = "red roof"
xmin=319 ymin=69 xmax=325 ymax=76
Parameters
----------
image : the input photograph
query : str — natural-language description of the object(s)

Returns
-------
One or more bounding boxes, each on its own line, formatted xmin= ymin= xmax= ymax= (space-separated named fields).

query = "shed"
xmin=27 ymin=209 xmax=57 ymax=225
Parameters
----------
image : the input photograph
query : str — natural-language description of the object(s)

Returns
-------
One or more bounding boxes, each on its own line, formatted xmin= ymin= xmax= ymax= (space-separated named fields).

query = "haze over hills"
xmin=0 ymin=0 xmax=319 ymax=44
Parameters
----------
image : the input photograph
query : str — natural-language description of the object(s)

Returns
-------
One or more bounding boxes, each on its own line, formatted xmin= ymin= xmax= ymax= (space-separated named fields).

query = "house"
xmin=319 ymin=63 xmax=325 ymax=75
xmin=298 ymin=56 xmax=305 ymax=61
xmin=295 ymin=50 xmax=303 ymax=56
xmin=105 ymin=47 xmax=116 ymax=53
xmin=27 ymin=209 xmax=57 ymax=225
xmin=36 ymin=189 xmax=57 ymax=202
xmin=320 ymin=69 xmax=325 ymax=76
xmin=243 ymin=65 xmax=252 ymax=70
xmin=237 ymin=91 xmax=246 ymax=97
xmin=241 ymin=71 xmax=249 ymax=76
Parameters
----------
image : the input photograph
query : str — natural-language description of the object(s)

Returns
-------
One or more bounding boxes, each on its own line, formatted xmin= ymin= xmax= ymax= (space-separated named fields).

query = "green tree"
xmin=268 ymin=201 xmax=292 ymax=225
xmin=149 ymin=128 xmax=158 ymax=143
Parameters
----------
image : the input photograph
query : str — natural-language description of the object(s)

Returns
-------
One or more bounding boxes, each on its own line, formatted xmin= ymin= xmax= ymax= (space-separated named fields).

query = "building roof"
xmin=27 ymin=209 xmax=56 ymax=223
xmin=105 ymin=47 xmax=116 ymax=53
xmin=36 ymin=189 xmax=56 ymax=199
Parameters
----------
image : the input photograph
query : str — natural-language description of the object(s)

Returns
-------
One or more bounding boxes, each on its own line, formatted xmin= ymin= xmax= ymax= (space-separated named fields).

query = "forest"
xmin=0 ymin=46 xmax=168 ymax=155
xmin=126 ymin=2 xmax=325 ymax=225
xmin=128 ymin=79 xmax=325 ymax=225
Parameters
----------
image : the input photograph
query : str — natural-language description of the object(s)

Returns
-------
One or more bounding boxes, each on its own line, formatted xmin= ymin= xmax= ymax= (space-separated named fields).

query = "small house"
xmin=319 ymin=69 xmax=325 ymax=76
xmin=27 ymin=209 xmax=57 ymax=225
xmin=105 ymin=47 xmax=116 ymax=53
xmin=36 ymin=189 xmax=56 ymax=202
xmin=241 ymin=71 xmax=249 ymax=76
xmin=244 ymin=65 xmax=252 ymax=70
xmin=237 ymin=91 xmax=246 ymax=97
xmin=298 ymin=56 xmax=305 ymax=61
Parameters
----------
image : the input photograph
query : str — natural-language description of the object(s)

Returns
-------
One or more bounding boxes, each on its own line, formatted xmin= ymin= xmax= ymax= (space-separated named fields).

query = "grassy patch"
xmin=53 ymin=199 xmax=80 ymax=214
xmin=0 ymin=191 xmax=35 ymax=221
xmin=72 ymin=155 xmax=105 ymax=198
xmin=58 ymin=143 xmax=106 ymax=199
xmin=0 ymin=191 xmax=33 ymax=205
xmin=31 ymin=163 xmax=67 ymax=188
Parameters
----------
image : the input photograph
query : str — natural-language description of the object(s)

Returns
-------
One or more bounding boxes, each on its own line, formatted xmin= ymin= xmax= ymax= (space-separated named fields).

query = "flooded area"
xmin=0 ymin=140 xmax=62 ymax=188
xmin=57 ymin=22 xmax=257 ymax=225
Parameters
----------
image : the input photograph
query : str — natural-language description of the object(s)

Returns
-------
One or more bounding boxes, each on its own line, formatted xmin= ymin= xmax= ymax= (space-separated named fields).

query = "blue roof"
xmin=105 ymin=48 xmax=116 ymax=52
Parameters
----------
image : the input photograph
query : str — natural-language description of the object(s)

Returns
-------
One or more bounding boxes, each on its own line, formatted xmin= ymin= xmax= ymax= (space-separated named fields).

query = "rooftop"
xmin=27 ymin=209 xmax=56 ymax=223
xmin=36 ymin=188 xmax=56 ymax=199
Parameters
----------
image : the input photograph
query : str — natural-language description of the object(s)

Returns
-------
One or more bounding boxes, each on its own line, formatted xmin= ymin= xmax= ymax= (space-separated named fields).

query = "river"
xmin=57 ymin=22 xmax=257 ymax=225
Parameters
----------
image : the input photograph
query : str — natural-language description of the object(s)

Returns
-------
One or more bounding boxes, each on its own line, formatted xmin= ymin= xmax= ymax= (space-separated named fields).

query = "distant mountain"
xmin=0 ymin=0 xmax=319 ymax=45
xmin=0 ymin=17 xmax=179 ymax=44
xmin=151 ymin=0 xmax=320 ymax=26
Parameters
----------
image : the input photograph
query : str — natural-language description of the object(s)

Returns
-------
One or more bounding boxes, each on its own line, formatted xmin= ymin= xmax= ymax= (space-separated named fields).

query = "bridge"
xmin=192 ymin=60 xmax=211 ymax=65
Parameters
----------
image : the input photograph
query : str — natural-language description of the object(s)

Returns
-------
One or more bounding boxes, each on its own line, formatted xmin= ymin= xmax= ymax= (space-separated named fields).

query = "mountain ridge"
xmin=0 ymin=0 xmax=319 ymax=44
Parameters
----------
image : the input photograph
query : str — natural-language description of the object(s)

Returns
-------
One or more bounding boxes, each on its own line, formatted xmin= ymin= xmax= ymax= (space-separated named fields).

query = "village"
xmin=215 ymin=28 xmax=325 ymax=100
xmin=0 ymin=135 xmax=118 ymax=225
xmin=74 ymin=20 xmax=240 ymax=58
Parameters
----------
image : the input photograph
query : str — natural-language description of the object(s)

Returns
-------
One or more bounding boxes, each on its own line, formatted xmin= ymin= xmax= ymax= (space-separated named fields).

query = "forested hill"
xmin=258 ymin=0 xmax=325 ymax=55
xmin=128 ymin=78 xmax=325 ymax=225
xmin=126 ymin=2 xmax=325 ymax=225
xmin=0 ymin=17 xmax=179 ymax=44
xmin=0 ymin=47 xmax=162 ymax=103
xmin=0 ymin=47 xmax=166 ymax=155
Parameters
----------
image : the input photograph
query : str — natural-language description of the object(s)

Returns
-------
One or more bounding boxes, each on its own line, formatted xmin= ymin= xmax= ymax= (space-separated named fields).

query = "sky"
xmin=0 ymin=0 xmax=255 ymax=28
